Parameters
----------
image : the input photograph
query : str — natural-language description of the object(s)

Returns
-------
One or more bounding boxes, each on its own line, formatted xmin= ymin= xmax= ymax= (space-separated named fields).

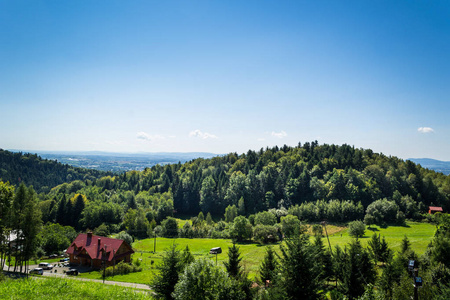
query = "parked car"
xmin=49 ymin=254 xmax=58 ymax=258
xmin=66 ymin=269 xmax=78 ymax=276
xmin=38 ymin=262 xmax=53 ymax=270
xmin=60 ymin=258 xmax=69 ymax=262
xmin=29 ymin=268 xmax=43 ymax=275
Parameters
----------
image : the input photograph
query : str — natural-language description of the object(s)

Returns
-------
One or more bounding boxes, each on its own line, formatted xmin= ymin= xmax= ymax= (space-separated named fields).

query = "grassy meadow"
xmin=77 ymin=221 xmax=437 ymax=285
xmin=0 ymin=277 xmax=152 ymax=300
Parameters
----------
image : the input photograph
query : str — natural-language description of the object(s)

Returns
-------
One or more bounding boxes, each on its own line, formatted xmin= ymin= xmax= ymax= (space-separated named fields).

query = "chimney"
xmin=98 ymin=238 xmax=101 ymax=250
xmin=86 ymin=232 xmax=92 ymax=246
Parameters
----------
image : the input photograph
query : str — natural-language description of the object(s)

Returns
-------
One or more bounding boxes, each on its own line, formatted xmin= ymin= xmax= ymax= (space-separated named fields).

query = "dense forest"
xmin=0 ymin=149 xmax=111 ymax=193
xmin=29 ymin=142 xmax=449 ymax=232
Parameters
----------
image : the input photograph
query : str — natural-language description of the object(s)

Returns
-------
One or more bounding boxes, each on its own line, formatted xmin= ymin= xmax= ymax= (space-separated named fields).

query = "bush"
xmin=280 ymin=214 xmax=301 ymax=238
xmin=254 ymin=211 xmax=277 ymax=226
xmin=365 ymin=199 xmax=399 ymax=226
xmin=348 ymin=220 xmax=365 ymax=238
xmin=104 ymin=261 xmax=142 ymax=276
xmin=230 ymin=216 xmax=253 ymax=242
xmin=253 ymin=224 xmax=279 ymax=244
xmin=161 ymin=217 xmax=179 ymax=238
xmin=173 ymin=258 xmax=245 ymax=300
xmin=117 ymin=231 xmax=133 ymax=246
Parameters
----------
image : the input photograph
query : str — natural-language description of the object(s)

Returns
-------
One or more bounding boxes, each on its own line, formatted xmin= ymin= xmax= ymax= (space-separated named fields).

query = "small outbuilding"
xmin=66 ymin=232 xmax=134 ymax=269
xmin=428 ymin=206 xmax=443 ymax=214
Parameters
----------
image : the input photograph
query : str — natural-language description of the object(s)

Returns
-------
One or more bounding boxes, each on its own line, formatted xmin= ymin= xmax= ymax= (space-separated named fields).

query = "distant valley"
xmin=408 ymin=158 xmax=450 ymax=175
xmin=30 ymin=151 xmax=219 ymax=172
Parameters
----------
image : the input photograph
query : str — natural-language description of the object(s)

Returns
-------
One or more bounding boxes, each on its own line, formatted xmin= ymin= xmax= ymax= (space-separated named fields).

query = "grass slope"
xmin=79 ymin=221 xmax=436 ymax=284
xmin=0 ymin=277 xmax=151 ymax=300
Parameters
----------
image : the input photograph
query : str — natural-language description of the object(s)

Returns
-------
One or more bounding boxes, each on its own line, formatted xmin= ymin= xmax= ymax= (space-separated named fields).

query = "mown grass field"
xmin=0 ymin=277 xmax=152 ymax=300
xmin=78 ymin=221 xmax=437 ymax=284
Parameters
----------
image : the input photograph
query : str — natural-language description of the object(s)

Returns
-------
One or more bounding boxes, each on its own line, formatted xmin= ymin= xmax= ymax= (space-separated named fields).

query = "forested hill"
xmin=0 ymin=149 xmax=111 ymax=193
xmin=39 ymin=142 xmax=450 ymax=231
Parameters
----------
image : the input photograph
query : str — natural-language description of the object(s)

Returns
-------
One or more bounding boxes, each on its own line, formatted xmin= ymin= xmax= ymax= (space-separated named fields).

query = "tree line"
xmin=0 ymin=149 xmax=111 ymax=194
xmin=0 ymin=182 xmax=41 ymax=273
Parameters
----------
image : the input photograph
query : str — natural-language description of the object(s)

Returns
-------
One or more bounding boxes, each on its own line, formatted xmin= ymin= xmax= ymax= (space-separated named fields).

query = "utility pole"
xmin=413 ymin=269 xmax=419 ymax=300
xmin=408 ymin=260 xmax=421 ymax=300
xmin=321 ymin=221 xmax=336 ymax=287
xmin=113 ymin=249 xmax=115 ymax=278
xmin=153 ymin=230 xmax=156 ymax=253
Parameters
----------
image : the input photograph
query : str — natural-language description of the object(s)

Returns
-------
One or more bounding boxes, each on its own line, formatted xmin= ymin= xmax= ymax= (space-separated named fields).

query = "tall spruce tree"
xmin=151 ymin=244 xmax=182 ymax=300
xmin=259 ymin=246 xmax=278 ymax=284
xmin=0 ymin=181 xmax=14 ymax=269
xmin=339 ymin=239 xmax=376 ymax=299
xmin=278 ymin=234 xmax=323 ymax=300
xmin=224 ymin=243 xmax=243 ymax=278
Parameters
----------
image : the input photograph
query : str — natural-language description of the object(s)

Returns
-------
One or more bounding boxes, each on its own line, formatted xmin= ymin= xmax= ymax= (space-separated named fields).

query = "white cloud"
xmin=189 ymin=129 xmax=218 ymax=139
xmin=271 ymin=130 xmax=287 ymax=138
xmin=137 ymin=132 xmax=151 ymax=141
xmin=418 ymin=127 xmax=434 ymax=133
xmin=137 ymin=132 xmax=165 ymax=141
xmin=257 ymin=138 xmax=266 ymax=141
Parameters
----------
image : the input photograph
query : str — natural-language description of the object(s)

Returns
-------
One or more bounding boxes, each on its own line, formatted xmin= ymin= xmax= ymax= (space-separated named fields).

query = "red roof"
xmin=429 ymin=206 xmax=443 ymax=212
xmin=66 ymin=233 xmax=133 ymax=262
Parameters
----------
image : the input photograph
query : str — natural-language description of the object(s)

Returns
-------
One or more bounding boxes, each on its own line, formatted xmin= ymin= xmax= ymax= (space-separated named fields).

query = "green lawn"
xmin=78 ymin=221 xmax=437 ymax=285
xmin=326 ymin=221 xmax=436 ymax=254
xmin=0 ymin=277 xmax=151 ymax=300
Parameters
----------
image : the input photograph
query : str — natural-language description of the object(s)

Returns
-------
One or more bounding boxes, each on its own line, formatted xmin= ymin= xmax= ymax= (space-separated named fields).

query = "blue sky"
xmin=1 ymin=1 xmax=449 ymax=160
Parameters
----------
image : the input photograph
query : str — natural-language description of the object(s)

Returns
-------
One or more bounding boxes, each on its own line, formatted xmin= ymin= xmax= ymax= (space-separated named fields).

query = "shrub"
xmin=348 ymin=220 xmax=365 ymax=238
xmin=230 ymin=216 xmax=253 ymax=242
xmin=173 ymin=258 xmax=245 ymax=300
xmin=280 ymin=214 xmax=301 ymax=238
xmin=253 ymin=224 xmax=279 ymax=244
xmin=254 ymin=211 xmax=277 ymax=226
xmin=117 ymin=231 xmax=133 ymax=246
xmin=365 ymin=199 xmax=399 ymax=226
xmin=161 ymin=217 xmax=179 ymax=238
xmin=104 ymin=261 xmax=142 ymax=276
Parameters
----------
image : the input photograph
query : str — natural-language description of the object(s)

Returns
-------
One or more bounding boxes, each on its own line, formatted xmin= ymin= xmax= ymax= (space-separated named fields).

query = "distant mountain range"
xmin=23 ymin=151 xmax=220 ymax=172
xmin=408 ymin=158 xmax=450 ymax=175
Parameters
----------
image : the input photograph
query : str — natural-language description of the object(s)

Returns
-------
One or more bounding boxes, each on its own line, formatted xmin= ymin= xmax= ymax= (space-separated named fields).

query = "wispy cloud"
xmin=271 ymin=130 xmax=287 ymax=138
xmin=189 ymin=129 xmax=218 ymax=139
xmin=137 ymin=132 xmax=165 ymax=141
xmin=137 ymin=132 xmax=151 ymax=141
xmin=418 ymin=127 xmax=434 ymax=133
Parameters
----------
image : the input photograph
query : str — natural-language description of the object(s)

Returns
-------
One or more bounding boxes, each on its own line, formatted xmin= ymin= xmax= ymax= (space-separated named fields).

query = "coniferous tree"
xmin=278 ymin=234 xmax=323 ymax=300
xmin=339 ymin=239 xmax=376 ymax=299
xmin=259 ymin=246 xmax=278 ymax=284
xmin=379 ymin=235 xmax=392 ymax=264
xmin=400 ymin=235 xmax=411 ymax=254
xmin=313 ymin=234 xmax=333 ymax=282
xmin=206 ymin=212 xmax=213 ymax=225
xmin=0 ymin=181 xmax=14 ymax=269
xmin=224 ymin=243 xmax=243 ymax=279
xmin=368 ymin=233 xmax=382 ymax=264
xmin=180 ymin=245 xmax=195 ymax=269
xmin=151 ymin=244 xmax=182 ymax=300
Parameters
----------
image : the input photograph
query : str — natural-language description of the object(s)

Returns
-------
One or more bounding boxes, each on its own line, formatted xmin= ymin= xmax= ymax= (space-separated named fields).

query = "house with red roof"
xmin=66 ymin=232 xmax=134 ymax=268
xmin=429 ymin=206 xmax=443 ymax=214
